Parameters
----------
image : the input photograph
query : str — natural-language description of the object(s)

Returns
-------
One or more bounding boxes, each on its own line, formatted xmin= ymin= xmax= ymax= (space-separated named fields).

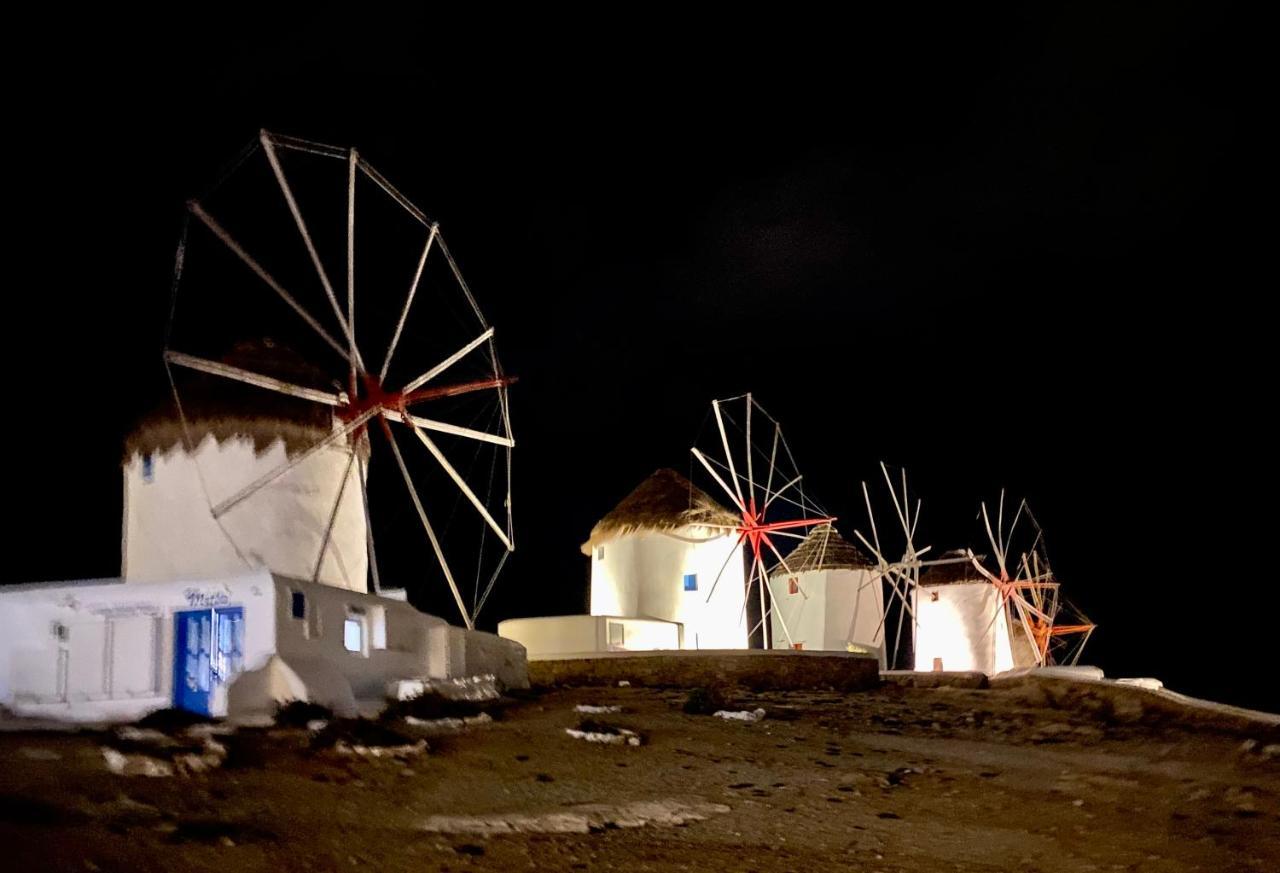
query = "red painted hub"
xmin=336 ymin=373 xmax=518 ymax=433
xmin=735 ymin=496 xmax=834 ymax=562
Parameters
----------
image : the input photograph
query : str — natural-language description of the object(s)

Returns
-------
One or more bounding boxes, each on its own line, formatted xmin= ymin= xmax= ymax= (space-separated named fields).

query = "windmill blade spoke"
xmin=263 ymin=130 xmax=347 ymax=159
xmin=764 ymin=568 xmax=795 ymax=648
xmin=997 ymin=489 xmax=1006 ymax=559
xmin=978 ymin=590 xmax=1007 ymax=643
xmin=433 ymin=230 xmax=489 ymax=327
xmin=187 ymin=202 xmax=355 ymax=367
xmin=692 ymin=448 xmax=746 ymax=512
xmin=880 ymin=462 xmax=909 ymax=532
xmin=756 ymin=557 xmax=772 ymax=648
xmin=472 ymin=548 xmax=512 ymax=623
xmin=852 ymin=528 xmax=887 ymax=566
xmin=401 ymin=327 xmax=496 ymax=395
xmin=980 ymin=503 xmax=1007 ymax=577
xmin=862 ymin=481 xmax=883 ymax=556
xmin=356 ymin=453 xmax=381 ymax=595
xmin=738 ymin=552 xmax=760 ymax=629
xmin=703 ymin=533 xmax=746 ymax=604
xmin=311 ymin=450 xmax=357 ymax=584
xmin=260 ymin=131 xmax=363 ymax=371
xmin=356 ymin=157 xmax=432 ymax=227
xmin=764 ymin=473 xmax=803 ymax=511
xmin=711 ymin=399 xmax=747 ymax=510
xmin=900 ymin=468 xmax=912 ymax=534
xmin=380 ymin=420 xmax=472 ymax=629
xmin=164 ymin=351 xmax=345 ymax=406
xmin=211 ymin=409 xmax=376 ymax=519
xmin=761 ymin=535 xmax=801 ymax=589
xmin=346 ymin=147 xmax=359 ymax=387
xmin=401 ymin=417 xmax=513 ymax=551
xmin=1007 ymin=499 xmax=1027 ymax=548
xmin=763 ymin=421 xmax=780 ymax=509
xmin=381 ymin=407 xmax=514 ymax=447
xmin=967 ymin=550 xmax=1002 ymax=585
xmin=381 ymin=223 xmax=439 ymax=381
xmin=745 ymin=393 xmax=754 ymax=508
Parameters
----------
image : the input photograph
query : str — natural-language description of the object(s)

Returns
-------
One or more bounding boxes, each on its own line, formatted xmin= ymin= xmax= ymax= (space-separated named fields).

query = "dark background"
xmin=4 ymin=6 xmax=1271 ymax=710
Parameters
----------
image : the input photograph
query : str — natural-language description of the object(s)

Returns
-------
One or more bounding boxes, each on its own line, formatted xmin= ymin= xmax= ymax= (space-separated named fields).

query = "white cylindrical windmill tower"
xmin=768 ymin=523 xmax=885 ymax=665
xmin=122 ymin=130 xmax=518 ymax=629
xmin=582 ymin=468 xmax=748 ymax=650
xmin=123 ymin=338 xmax=369 ymax=592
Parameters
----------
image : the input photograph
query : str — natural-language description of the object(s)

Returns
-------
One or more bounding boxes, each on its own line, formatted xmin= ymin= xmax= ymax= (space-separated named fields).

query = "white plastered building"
xmin=768 ymin=524 xmax=886 ymax=667
xmin=0 ymin=342 xmax=525 ymax=722
xmin=499 ymin=468 xmax=748 ymax=656
xmin=913 ymin=551 xmax=1020 ymax=674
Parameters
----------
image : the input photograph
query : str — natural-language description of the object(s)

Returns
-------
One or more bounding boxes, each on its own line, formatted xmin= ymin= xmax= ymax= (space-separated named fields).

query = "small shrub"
xmin=312 ymin=718 xmax=416 ymax=750
xmin=274 ymin=700 xmax=334 ymax=728
xmin=136 ymin=707 xmax=210 ymax=732
xmin=682 ymin=686 xmax=729 ymax=715
xmin=381 ymin=692 xmax=502 ymax=723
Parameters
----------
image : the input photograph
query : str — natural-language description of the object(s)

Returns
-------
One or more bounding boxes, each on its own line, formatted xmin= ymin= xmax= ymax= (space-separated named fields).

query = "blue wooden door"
xmin=173 ymin=607 xmax=244 ymax=716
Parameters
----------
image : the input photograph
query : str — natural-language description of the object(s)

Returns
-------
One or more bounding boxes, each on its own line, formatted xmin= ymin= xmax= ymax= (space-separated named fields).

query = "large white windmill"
xmin=126 ymin=130 xmax=515 ymax=630
xmin=689 ymin=393 xmax=835 ymax=649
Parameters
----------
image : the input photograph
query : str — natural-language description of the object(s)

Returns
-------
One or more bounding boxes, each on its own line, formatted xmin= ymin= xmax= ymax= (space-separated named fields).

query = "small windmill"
xmin=689 ymin=393 xmax=835 ymax=649
xmin=853 ymin=462 xmax=931 ymax=669
xmin=967 ymin=492 xmax=1095 ymax=666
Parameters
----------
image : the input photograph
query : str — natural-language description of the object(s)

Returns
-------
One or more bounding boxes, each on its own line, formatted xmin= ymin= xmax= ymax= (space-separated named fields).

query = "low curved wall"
xmin=528 ymin=649 xmax=879 ymax=691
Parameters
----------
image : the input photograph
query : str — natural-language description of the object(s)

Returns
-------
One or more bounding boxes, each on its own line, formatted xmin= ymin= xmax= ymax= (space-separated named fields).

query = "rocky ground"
xmin=1 ymin=678 xmax=1277 ymax=872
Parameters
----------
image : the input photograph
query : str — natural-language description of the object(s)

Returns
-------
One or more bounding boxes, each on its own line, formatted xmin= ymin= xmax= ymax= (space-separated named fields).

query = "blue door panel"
xmin=173 ymin=606 xmax=244 ymax=716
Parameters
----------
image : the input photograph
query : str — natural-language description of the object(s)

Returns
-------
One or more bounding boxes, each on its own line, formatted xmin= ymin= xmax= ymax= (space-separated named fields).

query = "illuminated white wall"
xmin=498 ymin=614 xmax=682 ymax=658
xmin=913 ymin=581 xmax=1014 ymax=674
xmin=0 ymin=570 xmax=277 ymax=722
xmin=124 ymin=433 xmax=368 ymax=592
xmin=768 ymin=568 xmax=886 ymax=667
xmin=0 ymin=569 xmax=527 ymax=722
xmin=589 ymin=527 xmax=747 ymax=650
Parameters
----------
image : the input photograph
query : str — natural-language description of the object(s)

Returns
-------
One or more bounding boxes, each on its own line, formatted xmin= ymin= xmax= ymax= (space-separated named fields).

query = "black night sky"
xmin=5 ymin=7 xmax=1271 ymax=711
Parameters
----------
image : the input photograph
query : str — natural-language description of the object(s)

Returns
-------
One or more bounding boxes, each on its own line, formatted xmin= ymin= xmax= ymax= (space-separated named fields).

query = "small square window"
xmin=788 ymin=577 xmax=799 ymax=595
xmin=596 ymin=546 xmax=605 ymax=560
xmin=343 ymin=618 xmax=364 ymax=653
xmin=683 ymin=573 xmax=697 ymax=592
xmin=608 ymin=621 xmax=625 ymax=648
xmin=141 ymin=454 xmax=155 ymax=483
xmin=290 ymin=591 xmax=306 ymax=619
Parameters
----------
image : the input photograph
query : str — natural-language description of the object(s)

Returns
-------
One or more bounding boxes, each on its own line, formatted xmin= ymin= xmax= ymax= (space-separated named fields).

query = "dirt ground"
xmin=2 ymin=680 xmax=1277 ymax=872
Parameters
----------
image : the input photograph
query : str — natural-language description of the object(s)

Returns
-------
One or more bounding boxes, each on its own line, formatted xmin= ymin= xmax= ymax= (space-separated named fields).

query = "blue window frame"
xmin=683 ymin=573 xmax=698 ymax=592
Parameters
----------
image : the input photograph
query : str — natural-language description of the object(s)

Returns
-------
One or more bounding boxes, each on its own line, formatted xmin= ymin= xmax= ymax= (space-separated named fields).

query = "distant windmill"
xmin=690 ymin=393 xmax=835 ymax=649
xmin=967 ymin=492 xmax=1096 ymax=667
xmin=853 ymin=462 xmax=932 ymax=669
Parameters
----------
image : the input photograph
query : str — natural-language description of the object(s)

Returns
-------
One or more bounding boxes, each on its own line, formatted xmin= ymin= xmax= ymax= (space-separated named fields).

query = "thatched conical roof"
xmin=918 ymin=549 xmax=988 ymax=586
xmin=771 ymin=523 xmax=873 ymax=575
xmin=125 ymin=338 xmax=345 ymax=460
xmin=581 ymin=468 xmax=740 ymax=555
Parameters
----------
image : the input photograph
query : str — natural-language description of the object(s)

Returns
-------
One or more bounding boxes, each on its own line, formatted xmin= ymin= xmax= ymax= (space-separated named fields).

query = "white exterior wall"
xmin=0 ymin=569 xmax=527 ymax=722
xmin=769 ymin=568 xmax=886 ymax=667
xmin=589 ymin=526 xmax=747 ymax=650
xmin=0 ymin=570 xmax=276 ymax=722
xmin=272 ymin=576 xmax=453 ymax=701
xmin=123 ymin=434 xmax=368 ymax=592
xmin=913 ymin=581 xmax=1015 ymax=674
xmin=498 ymin=614 xmax=682 ymax=659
